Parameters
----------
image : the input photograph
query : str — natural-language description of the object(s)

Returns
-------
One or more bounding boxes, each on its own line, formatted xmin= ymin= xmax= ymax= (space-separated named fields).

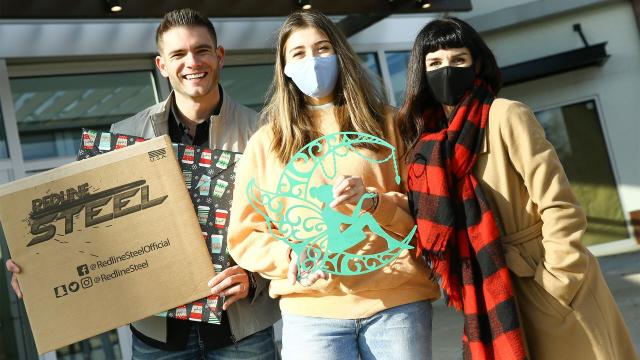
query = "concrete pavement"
xmin=432 ymin=250 xmax=640 ymax=359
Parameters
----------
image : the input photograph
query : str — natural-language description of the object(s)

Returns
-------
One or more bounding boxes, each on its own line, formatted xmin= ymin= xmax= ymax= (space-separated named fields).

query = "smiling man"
xmin=4 ymin=8 xmax=280 ymax=358
xmin=108 ymin=8 xmax=280 ymax=359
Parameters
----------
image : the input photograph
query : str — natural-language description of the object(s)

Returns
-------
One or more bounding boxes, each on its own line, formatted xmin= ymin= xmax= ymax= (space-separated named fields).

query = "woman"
xmin=397 ymin=17 xmax=638 ymax=360
xmin=226 ymin=10 xmax=439 ymax=360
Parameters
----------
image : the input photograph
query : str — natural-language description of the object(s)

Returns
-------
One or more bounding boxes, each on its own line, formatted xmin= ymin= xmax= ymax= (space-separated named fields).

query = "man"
xmin=6 ymin=8 xmax=280 ymax=359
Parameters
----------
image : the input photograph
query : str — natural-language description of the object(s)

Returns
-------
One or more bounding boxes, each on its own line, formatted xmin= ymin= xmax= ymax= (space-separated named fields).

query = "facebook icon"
xmin=77 ymin=264 xmax=89 ymax=276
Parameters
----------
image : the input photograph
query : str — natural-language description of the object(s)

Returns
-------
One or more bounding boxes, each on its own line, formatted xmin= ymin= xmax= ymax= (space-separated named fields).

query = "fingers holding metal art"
xmin=296 ymin=240 xmax=327 ymax=281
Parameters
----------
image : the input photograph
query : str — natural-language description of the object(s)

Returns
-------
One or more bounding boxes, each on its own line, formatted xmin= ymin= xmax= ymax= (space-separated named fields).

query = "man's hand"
xmin=5 ymin=259 xmax=22 ymax=299
xmin=208 ymin=265 xmax=250 ymax=310
xmin=287 ymin=250 xmax=328 ymax=287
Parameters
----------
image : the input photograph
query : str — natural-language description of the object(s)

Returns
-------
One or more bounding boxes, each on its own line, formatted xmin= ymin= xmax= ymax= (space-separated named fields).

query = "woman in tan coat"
xmin=396 ymin=17 xmax=638 ymax=360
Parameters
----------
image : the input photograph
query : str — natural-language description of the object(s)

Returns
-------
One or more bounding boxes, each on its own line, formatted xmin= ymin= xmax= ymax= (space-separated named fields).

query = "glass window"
xmin=10 ymin=71 xmax=157 ymax=161
xmin=220 ymin=64 xmax=275 ymax=112
xmin=0 ymin=105 xmax=7 ymax=159
xmin=55 ymin=329 xmax=122 ymax=360
xmin=0 ymin=170 xmax=11 ymax=185
xmin=358 ymin=52 xmax=387 ymax=100
xmin=358 ymin=53 xmax=381 ymax=77
xmin=385 ymin=51 xmax=410 ymax=105
xmin=535 ymin=100 xmax=629 ymax=245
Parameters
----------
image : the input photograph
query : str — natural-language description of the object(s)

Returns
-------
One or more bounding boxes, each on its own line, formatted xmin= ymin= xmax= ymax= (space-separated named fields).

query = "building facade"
xmin=0 ymin=0 xmax=638 ymax=358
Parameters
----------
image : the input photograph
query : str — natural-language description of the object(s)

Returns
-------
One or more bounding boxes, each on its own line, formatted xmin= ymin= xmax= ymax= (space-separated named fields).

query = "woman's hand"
xmin=330 ymin=175 xmax=374 ymax=210
xmin=287 ymin=249 xmax=328 ymax=287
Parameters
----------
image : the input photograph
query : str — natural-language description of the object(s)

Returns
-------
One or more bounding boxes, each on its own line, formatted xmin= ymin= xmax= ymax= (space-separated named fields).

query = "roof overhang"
xmin=501 ymin=42 xmax=610 ymax=86
xmin=0 ymin=0 xmax=471 ymax=19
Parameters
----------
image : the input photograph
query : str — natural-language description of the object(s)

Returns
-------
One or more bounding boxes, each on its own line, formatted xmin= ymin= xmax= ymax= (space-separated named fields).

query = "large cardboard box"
xmin=77 ymin=129 xmax=242 ymax=325
xmin=0 ymin=135 xmax=215 ymax=354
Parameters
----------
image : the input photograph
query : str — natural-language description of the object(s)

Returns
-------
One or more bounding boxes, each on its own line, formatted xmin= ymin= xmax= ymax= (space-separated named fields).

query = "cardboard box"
xmin=0 ymin=136 xmax=215 ymax=354
xmin=78 ymin=129 xmax=242 ymax=324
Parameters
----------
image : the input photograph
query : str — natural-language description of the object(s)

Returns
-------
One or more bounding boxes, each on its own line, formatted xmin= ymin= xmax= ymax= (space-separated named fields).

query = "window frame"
xmin=4 ymin=58 xmax=160 ymax=175
xmin=532 ymin=95 xmax=632 ymax=243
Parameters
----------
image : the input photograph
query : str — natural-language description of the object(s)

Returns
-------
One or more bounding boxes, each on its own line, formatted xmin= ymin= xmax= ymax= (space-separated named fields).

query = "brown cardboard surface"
xmin=0 ymin=135 xmax=215 ymax=354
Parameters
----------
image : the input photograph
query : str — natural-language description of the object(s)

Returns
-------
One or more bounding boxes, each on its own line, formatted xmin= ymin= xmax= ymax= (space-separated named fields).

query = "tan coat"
xmin=474 ymin=99 xmax=638 ymax=360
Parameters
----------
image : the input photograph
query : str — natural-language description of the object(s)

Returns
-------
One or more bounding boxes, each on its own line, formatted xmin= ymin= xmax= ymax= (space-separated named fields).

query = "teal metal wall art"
xmin=246 ymin=132 xmax=416 ymax=280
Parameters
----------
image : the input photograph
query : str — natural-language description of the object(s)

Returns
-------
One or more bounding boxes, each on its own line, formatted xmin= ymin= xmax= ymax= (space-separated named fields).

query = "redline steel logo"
xmin=28 ymin=180 xmax=168 ymax=247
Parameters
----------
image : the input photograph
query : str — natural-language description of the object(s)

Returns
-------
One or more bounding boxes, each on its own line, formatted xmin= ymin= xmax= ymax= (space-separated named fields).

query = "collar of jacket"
xmin=479 ymin=127 xmax=489 ymax=154
xmin=478 ymin=98 xmax=512 ymax=156
xmin=148 ymin=87 xmax=232 ymax=141
xmin=477 ymin=102 xmax=501 ymax=155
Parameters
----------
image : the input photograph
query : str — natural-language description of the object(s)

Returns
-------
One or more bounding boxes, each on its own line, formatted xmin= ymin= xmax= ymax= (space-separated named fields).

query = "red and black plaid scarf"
xmin=407 ymin=79 xmax=526 ymax=360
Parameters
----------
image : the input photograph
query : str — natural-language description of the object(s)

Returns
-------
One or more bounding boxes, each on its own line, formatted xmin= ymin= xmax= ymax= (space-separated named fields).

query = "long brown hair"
xmin=395 ymin=17 xmax=501 ymax=153
xmin=264 ymin=10 xmax=388 ymax=164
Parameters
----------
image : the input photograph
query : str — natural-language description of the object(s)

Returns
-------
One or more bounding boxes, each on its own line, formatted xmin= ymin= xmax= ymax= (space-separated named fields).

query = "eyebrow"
xmin=167 ymin=43 xmax=214 ymax=57
xmin=287 ymin=40 xmax=332 ymax=55
xmin=426 ymin=52 xmax=470 ymax=60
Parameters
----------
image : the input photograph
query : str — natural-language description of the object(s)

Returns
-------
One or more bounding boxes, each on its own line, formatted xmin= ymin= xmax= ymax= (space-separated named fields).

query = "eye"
xmin=292 ymin=51 xmax=305 ymax=59
xmin=427 ymin=60 xmax=440 ymax=67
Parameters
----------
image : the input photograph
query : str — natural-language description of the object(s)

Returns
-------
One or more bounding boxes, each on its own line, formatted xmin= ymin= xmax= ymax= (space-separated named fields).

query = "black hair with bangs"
xmin=395 ymin=17 xmax=501 ymax=150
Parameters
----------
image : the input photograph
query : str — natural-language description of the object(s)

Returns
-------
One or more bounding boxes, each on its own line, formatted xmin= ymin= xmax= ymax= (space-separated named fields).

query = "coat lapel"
xmin=148 ymin=92 xmax=174 ymax=137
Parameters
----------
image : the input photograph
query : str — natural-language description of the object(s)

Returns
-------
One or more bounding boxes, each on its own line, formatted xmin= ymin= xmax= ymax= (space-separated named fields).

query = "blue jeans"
xmin=132 ymin=326 xmax=278 ymax=360
xmin=281 ymin=301 xmax=432 ymax=360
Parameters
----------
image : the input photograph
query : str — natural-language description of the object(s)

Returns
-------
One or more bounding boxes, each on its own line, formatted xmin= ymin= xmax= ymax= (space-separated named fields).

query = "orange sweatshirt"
xmin=228 ymin=105 xmax=440 ymax=319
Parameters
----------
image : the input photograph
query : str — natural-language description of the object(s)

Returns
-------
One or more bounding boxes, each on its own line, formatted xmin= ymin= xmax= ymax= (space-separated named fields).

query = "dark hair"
xmin=156 ymin=9 xmax=218 ymax=50
xmin=396 ymin=17 xmax=501 ymax=150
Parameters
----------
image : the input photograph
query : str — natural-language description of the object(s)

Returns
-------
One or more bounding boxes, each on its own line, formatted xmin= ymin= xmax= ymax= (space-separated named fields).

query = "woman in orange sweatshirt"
xmin=225 ymin=10 xmax=440 ymax=360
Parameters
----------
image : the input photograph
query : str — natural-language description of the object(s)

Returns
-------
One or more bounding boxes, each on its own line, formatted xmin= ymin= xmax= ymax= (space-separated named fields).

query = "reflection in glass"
xmin=357 ymin=52 xmax=386 ymax=101
xmin=55 ymin=329 xmax=122 ymax=360
xmin=0 ymin=169 xmax=12 ymax=185
xmin=11 ymin=72 xmax=156 ymax=160
xmin=358 ymin=53 xmax=381 ymax=77
xmin=535 ymin=100 xmax=628 ymax=245
xmin=384 ymin=51 xmax=410 ymax=105
xmin=220 ymin=64 xmax=275 ymax=112
xmin=536 ymin=108 xmax=573 ymax=160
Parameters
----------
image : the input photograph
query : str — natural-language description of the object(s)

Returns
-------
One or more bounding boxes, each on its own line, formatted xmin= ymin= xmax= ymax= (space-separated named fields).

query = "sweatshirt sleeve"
xmin=499 ymin=101 xmax=589 ymax=307
xmin=227 ymin=132 xmax=291 ymax=280
xmin=369 ymin=188 xmax=416 ymax=239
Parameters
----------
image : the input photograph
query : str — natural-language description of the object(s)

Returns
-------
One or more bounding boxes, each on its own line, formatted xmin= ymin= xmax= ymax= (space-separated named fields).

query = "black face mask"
xmin=426 ymin=66 xmax=476 ymax=106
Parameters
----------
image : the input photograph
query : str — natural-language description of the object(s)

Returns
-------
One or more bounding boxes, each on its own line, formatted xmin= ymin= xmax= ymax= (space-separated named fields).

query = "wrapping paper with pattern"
xmin=77 ymin=129 xmax=240 ymax=324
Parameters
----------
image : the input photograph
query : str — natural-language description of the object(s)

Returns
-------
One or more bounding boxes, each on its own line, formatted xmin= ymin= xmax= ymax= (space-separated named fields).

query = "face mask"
xmin=284 ymin=54 xmax=339 ymax=99
xmin=426 ymin=66 xmax=475 ymax=106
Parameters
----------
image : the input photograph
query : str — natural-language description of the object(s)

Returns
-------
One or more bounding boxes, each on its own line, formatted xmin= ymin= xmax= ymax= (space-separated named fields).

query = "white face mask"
xmin=284 ymin=54 xmax=339 ymax=99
